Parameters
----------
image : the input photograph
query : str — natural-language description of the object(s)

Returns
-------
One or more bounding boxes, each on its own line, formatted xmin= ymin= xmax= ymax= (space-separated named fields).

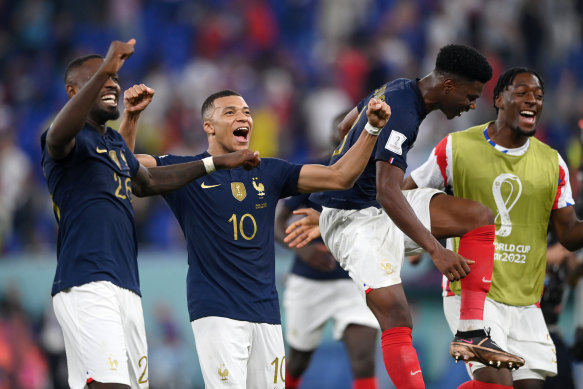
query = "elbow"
xmin=329 ymin=175 xmax=356 ymax=191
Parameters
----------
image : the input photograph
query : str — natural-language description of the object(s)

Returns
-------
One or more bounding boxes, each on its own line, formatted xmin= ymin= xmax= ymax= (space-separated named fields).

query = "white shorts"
xmin=320 ymin=188 xmax=441 ymax=292
xmin=443 ymin=295 xmax=557 ymax=380
xmin=283 ymin=274 xmax=379 ymax=350
xmin=191 ymin=316 xmax=285 ymax=389
xmin=53 ymin=281 xmax=149 ymax=389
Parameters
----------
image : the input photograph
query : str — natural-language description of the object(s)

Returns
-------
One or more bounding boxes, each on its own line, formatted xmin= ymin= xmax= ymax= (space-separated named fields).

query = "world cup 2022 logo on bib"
xmin=492 ymin=173 xmax=522 ymax=237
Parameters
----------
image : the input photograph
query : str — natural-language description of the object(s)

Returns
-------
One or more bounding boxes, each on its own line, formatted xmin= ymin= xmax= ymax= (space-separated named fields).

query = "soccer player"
xmin=274 ymin=112 xmax=380 ymax=389
xmin=287 ymin=44 xmax=525 ymax=388
xmin=403 ymin=67 xmax=583 ymax=388
xmin=41 ymin=39 xmax=260 ymax=389
xmin=120 ymin=90 xmax=391 ymax=388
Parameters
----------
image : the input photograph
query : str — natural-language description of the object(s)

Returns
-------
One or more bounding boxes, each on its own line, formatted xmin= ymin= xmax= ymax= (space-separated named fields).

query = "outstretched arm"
xmin=296 ymin=98 xmax=390 ymax=193
xmin=377 ymin=162 xmax=472 ymax=282
xmin=119 ymin=83 xmax=155 ymax=152
xmin=47 ymin=39 xmax=136 ymax=160
xmin=131 ymin=150 xmax=261 ymax=197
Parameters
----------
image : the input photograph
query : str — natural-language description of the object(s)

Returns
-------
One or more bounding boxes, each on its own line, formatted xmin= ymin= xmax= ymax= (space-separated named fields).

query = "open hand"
xmin=284 ymin=208 xmax=322 ymax=248
xmin=431 ymin=246 xmax=474 ymax=282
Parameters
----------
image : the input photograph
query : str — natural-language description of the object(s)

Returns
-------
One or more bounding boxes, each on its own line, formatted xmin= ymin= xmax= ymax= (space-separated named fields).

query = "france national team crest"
xmin=231 ymin=182 xmax=247 ymax=201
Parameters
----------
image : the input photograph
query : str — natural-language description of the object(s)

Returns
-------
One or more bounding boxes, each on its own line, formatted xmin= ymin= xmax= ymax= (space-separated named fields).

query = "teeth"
xmin=520 ymin=110 xmax=534 ymax=116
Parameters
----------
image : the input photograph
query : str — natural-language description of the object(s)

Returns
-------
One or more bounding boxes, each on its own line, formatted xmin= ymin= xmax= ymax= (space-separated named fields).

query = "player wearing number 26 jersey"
xmin=42 ymin=124 xmax=141 ymax=296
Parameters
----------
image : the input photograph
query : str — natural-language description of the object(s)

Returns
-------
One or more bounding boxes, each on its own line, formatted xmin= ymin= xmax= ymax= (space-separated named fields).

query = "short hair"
xmin=64 ymin=54 xmax=103 ymax=84
xmin=435 ymin=44 xmax=492 ymax=84
xmin=493 ymin=67 xmax=544 ymax=112
xmin=201 ymin=89 xmax=242 ymax=120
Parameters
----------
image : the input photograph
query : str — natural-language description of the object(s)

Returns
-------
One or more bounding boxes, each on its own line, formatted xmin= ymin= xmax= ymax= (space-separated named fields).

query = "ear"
xmin=442 ymin=78 xmax=455 ymax=94
xmin=494 ymin=94 xmax=503 ymax=110
xmin=203 ymin=120 xmax=215 ymax=136
xmin=65 ymin=84 xmax=77 ymax=99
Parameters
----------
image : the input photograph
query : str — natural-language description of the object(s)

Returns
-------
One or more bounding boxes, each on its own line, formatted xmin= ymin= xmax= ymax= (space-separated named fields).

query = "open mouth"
xmin=233 ymin=127 xmax=250 ymax=142
xmin=519 ymin=110 xmax=536 ymax=125
xmin=101 ymin=93 xmax=118 ymax=107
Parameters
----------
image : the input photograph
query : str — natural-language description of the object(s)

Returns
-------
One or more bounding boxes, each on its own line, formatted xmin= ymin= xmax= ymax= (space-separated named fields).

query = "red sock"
xmin=381 ymin=327 xmax=425 ymax=389
xmin=458 ymin=225 xmax=494 ymax=322
xmin=458 ymin=380 xmax=513 ymax=389
xmin=285 ymin=371 xmax=301 ymax=389
xmin=353 ymin=376 xmax=378 ymax=389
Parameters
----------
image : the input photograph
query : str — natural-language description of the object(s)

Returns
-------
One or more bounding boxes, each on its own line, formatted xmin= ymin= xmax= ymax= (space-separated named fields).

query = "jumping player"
xmin=287 ymin=44 xmax=525 ymax=388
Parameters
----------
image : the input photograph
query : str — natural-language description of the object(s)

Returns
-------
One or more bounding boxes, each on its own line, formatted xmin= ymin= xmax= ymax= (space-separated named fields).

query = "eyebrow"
xmin=221 ymin=105 xmax=250 ymax=111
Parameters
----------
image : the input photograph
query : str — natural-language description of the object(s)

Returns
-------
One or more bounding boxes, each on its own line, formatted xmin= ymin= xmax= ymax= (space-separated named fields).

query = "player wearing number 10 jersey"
xmin=121 ymin=89 xmax=391 ymax=388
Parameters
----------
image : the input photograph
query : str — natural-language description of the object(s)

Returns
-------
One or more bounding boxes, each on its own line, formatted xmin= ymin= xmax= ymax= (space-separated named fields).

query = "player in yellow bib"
xmin=404 ymin=68 xmax=583 ymax=388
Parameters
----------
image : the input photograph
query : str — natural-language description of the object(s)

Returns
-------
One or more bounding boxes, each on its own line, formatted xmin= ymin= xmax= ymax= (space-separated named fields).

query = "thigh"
xmin=248 ymin=323 xmax=285 ymax=389
xmin=53 ymin=282 xmax=132 ymax=389
xmin=429 ymin=193 xmax=494 ymax=239
xmin=191 ymin=316 xmax=251 ymax=389
xmin=320 ymin=207 xmax=405 ymax=291
xmin=118 ymin=288 xmax=148 ymax=388
xmin=402 ymin=188 xmax=443 ymax=254
xmin=508 ymin=306 xmax=557 ymax=381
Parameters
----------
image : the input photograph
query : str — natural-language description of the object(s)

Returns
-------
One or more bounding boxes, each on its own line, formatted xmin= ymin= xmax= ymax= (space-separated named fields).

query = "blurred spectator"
xmin=0 ymin=126 xmax=33 ymax=254
xmin=0 ymin=284 xmax=48 ymax=389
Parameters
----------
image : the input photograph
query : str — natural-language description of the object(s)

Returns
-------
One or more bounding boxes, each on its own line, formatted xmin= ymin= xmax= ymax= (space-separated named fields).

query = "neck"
xmin=487 ymin=120 xmax=529 ymax=149
xmin=417 ymin=73 xmax=440 ymax=114
xmin=87 ymin=118 xmax=107 ymax=135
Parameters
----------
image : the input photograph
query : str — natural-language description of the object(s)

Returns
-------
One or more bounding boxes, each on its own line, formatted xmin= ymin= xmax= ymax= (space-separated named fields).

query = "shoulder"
xmin=156 ymin=153 xmax=201 ymax=166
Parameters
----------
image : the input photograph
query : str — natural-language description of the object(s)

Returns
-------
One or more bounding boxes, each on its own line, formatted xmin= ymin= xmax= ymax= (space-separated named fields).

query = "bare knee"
xmin=470 ymin=202 xmax=494 ymax=228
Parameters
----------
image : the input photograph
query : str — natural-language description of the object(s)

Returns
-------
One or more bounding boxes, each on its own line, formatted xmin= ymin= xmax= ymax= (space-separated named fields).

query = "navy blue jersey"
xmin=156 ymin=152 xmax=302 ymax=324
xmin=41 ymin=124 xmax=141 ymax=296
xmin=311 ymin=78 xmax=426 ymax=210
xmin=284 ymin=158 xmax=350 ymax=281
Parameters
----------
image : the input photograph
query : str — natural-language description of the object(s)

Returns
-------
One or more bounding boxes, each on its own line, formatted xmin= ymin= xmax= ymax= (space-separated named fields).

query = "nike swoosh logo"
xmin=460 ymin=339 xmax=474 ymax=344
xmin=482 ymin=277 xmax=492 ymax=283
xmin=201 ymin=182 xmax=221 ymax=189
xmin=96 ymin=147 xmax=107 ymax=153
xmin=410 ymin=370 xmax=422 ymax=376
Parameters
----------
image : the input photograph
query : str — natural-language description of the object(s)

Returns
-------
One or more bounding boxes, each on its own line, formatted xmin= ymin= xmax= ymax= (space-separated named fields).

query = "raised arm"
xmin=119 ymin=83 xmax=155 ymax=152
xmin=296 ymin=98 xmax=390 ymax=193
xmin=47 ymin=39 xmax=136 ymax=160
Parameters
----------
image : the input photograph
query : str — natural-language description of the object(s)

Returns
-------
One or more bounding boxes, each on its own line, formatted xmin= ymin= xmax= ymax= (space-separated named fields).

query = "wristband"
xmin=202 ymin=156 xmax=216 ymax=174
xmin=364 ymin=122 xmax=382 ymax=136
